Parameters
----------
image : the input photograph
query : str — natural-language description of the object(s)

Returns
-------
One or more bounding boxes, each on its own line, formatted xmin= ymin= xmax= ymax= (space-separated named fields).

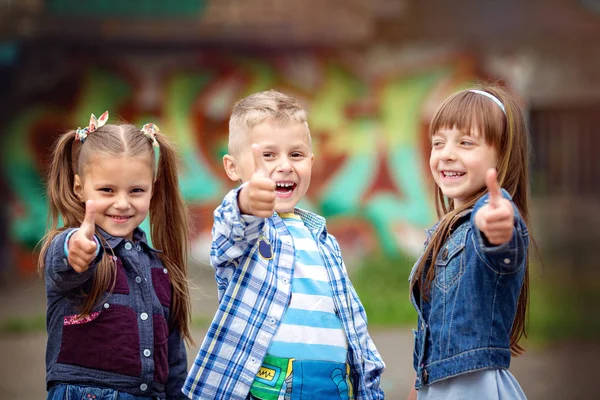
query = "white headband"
xmin=469 ymin=90 xmax=506 ymax=116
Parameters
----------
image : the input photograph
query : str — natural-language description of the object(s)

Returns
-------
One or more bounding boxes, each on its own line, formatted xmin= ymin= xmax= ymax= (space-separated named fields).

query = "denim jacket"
xmin=409 ymin=190 xmax=529 ymax=389
xmin=44 ymin=227 xmax=187 ymax=399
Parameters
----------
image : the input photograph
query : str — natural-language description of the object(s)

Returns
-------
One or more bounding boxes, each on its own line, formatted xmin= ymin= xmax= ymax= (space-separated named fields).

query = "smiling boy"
xmin=183 ymin=90 xmax=385 ymax=400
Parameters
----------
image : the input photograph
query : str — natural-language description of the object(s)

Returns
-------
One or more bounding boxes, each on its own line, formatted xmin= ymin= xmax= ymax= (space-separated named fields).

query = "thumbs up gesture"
xmin=474 ymin=169 xmax=515 ymax=245
xmin=68 ymin=200 xmax=99 ymax=273
xmin=238 ymin=144 xmax=276 ymax=218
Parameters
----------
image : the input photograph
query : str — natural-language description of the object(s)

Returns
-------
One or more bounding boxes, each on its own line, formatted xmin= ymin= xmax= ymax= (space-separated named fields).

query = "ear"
xmin=223 ymin=154 xmax=241 ymax=182
xmin=310 ymin=153 xmax=314 ymax=166
xmin=73 ymin=174 xmax=84 ymax=201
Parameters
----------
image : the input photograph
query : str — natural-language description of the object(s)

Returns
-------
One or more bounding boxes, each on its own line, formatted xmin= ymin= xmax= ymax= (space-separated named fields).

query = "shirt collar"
xmin=278 ymin=208 xmax=327 ymax=238
xmin=96 ymin=226 xmax=161 ymax=252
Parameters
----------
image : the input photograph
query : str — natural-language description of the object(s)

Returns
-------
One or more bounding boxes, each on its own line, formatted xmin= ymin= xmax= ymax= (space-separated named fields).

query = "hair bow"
xmin=141 ymin=123 xmax=160 ymax=148
xmin=75 ymin=111 xmax=109 ymax=143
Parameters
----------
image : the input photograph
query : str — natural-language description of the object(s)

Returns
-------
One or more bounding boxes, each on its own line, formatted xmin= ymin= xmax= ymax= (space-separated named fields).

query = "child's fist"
xmin=474 ymin=169 xmax=515 ymax=245
xmin=239 ymin=144 xmax=276 ymax=218
xmin=68 ymin=200 xmax=98 ymax=273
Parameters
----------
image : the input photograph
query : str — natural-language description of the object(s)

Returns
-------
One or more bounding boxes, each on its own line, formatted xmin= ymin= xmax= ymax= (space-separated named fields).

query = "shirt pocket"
xmin=434 ymin=229 xmax=468 ymax=292
xmin=151 ymin=267 xmax=172 ymax=307
xmin=57 ymin=303 xmax=141 ymax=377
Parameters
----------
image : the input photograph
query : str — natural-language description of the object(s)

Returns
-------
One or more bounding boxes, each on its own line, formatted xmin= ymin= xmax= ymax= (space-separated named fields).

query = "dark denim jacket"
xmin=409 ymin=190 xmax=529 ymax=389
xmin=44 ymin=227 xmax=187 ymax=399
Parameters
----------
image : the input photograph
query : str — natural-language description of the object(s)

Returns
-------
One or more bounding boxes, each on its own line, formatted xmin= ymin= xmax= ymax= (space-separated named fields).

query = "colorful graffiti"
xmin=1 ymin=51 xmax=487 ymax=272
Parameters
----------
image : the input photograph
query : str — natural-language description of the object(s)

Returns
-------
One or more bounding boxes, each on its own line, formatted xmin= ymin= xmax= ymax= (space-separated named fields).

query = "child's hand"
xmin=474 ymin=169 xmax=515 ymax=245
xmin=68 ymin=200 xmax=98 ymax=273
xmin=239 ymin=144 xmax=276 ymax=217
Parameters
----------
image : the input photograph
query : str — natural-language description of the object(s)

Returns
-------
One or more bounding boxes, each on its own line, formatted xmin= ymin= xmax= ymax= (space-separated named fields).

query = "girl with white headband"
xmin=407 ymin=85 xmax=532 ymax=399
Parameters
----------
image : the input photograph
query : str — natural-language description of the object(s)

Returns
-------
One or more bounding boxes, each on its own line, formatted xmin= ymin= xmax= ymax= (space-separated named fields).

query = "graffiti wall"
xmin=1 ymin=49 xmax=494 ymax=272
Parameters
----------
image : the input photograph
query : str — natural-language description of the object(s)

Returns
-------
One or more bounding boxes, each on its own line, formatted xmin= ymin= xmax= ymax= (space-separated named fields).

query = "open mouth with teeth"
xmin=275 ymin=182 xmax=297 ymax=195
xmin=109 ymin=215 xmax=132 ymax=222
xmin=442 ymin=171 xmax=465 ymax=178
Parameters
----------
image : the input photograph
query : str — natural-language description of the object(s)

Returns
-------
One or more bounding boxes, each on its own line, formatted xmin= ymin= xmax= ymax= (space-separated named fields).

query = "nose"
xmin=276 ymin=157 xmax=293 ymax=173
xmin=440 ymin=142 xmax=456 ymax=161
xmin=114 ymin=194 xmax=131 ymax=210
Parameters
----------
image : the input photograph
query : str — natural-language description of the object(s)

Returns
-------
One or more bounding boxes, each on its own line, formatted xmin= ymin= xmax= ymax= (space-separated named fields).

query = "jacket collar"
xmin=96 ymin=226 xmax=161 ymax=252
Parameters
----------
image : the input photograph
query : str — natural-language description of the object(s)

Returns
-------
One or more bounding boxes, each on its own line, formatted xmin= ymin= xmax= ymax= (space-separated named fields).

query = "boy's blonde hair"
xmin=228 ymin=90 xmax=309 ymax=155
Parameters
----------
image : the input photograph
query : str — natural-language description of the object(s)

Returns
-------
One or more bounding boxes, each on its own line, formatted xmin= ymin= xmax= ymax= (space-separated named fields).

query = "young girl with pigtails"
xmin=39 ymin=112 xmax=192 ymax=399
xmin=408 ymin=85 xmax=532 ymax=399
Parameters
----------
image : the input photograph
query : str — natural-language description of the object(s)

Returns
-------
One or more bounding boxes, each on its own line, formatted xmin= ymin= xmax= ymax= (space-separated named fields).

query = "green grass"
xmin=351 ymin=254 xmax=417 ymax=327
xmin=0 ymin=314 xmax=46 ymax=335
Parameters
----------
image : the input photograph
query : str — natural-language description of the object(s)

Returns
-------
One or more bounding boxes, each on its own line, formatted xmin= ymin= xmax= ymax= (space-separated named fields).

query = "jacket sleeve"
xmin=211 ymin=186 xmax=266 ymax=299
xmin=331 ymin=237 xmax=386 ymax=399
xmin=166 ymin=327 xmax=188 ymax=399
xmin=44 ymin=228 xmax=103 ymax=293
xmin=470 ymin=189 xmax=530 ymax=273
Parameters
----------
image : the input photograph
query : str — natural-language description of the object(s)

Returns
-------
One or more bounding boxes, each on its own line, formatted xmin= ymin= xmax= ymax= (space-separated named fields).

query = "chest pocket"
xmin=434 ymin=226 xmax=468 ymax=292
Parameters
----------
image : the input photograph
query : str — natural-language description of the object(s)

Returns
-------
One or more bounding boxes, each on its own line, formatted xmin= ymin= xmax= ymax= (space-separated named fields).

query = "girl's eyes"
xmin=98 ymin=188 xmax=145 ymax=193
xmin=290 ymin=152 xmax=304 ymax=158
xmin=432 ymin=141 xmax=444 ymax=148
xmin=460 ymin=140 xmax=475 ymax=146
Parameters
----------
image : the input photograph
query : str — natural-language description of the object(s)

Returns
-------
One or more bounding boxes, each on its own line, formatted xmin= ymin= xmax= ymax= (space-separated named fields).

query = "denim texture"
xmin=44 ymin=227 xmax=187 ymax=399
xmin=410 ymin=190 xmax=529 ymax=389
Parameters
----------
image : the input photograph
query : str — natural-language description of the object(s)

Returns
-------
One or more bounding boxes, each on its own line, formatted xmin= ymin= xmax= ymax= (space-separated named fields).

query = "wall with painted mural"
xmin=1 ymin=50 xmax=493 ymax=272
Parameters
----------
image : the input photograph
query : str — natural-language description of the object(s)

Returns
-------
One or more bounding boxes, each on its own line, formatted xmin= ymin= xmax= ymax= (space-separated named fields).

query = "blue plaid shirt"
xmin=183 ymin=187 xmax=385 ymax=399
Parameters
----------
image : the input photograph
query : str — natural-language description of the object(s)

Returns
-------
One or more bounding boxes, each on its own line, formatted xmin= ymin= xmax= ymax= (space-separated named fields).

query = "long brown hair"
xmin=410 ymin=84 xmax=531 ymax=355
xmin=38 ymin=123 xmax=193 ymax=344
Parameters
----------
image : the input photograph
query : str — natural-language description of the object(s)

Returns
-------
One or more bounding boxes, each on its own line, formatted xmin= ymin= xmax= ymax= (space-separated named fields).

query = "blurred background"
xmin=0 ymin=0 xmax=599 ymax=398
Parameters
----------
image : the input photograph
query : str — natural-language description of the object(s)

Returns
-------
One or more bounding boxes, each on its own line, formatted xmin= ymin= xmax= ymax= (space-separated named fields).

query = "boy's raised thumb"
xmin=251 ymin=143 xmax=268 ymax=177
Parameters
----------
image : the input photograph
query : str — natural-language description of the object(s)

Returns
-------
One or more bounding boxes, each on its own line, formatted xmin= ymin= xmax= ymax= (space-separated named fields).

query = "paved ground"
xmin=1 ymin=270 xmax=598 ymax=399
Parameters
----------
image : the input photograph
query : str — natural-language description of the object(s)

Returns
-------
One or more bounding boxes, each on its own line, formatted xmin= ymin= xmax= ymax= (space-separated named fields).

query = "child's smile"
xmin=430 ymin=126 xmax=497 ymax=208
xmin=74 ymin=154 xmax=154 ymax=240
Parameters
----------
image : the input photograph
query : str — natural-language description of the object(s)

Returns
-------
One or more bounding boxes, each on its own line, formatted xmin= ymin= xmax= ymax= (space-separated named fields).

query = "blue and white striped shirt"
xmin=183 ymin=187 xmax=385 ymax=400
xmin=267 ymin=212 xmax=347 ymax=363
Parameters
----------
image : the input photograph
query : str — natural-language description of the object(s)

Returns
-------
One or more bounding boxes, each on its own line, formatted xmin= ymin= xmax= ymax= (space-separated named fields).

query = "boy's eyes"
xmin=262 ymin=152 xmax=305 ymax=158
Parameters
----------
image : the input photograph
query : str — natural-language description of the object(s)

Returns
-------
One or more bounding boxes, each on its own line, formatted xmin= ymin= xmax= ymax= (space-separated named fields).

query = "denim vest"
xmin=409 ymin=190 xmax=529 ymax=389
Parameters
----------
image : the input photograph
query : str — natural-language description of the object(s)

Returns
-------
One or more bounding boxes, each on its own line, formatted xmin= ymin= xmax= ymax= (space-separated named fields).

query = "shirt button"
xmin=135 ymin=276 xmax=142 ymax=284
xmin=143 ymin=349 xmax=151 ymax=357
xmin=163 ymin=268 xmax=168 ymax=274
xmin=281 ymin=278 xmax=289 ymax=285
xmin=250 ymin=357 xmax=256 ymax=364
xmin=124 ymin=242 xmax=133 ymax=251
xmin=269 ymin=317 xmax=276 ymax=325
xmin=103 ymin=303 xmax=110 ymax=309
xmin=136 ymin=245 xmax=142 ymax=251
xmin=504 ymin=258 xmax=511 ymax=264
xmin=140 ymin=312 xmax=149 ymax=321
xmin=140 ymin=383 xmax=148 ymax=391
